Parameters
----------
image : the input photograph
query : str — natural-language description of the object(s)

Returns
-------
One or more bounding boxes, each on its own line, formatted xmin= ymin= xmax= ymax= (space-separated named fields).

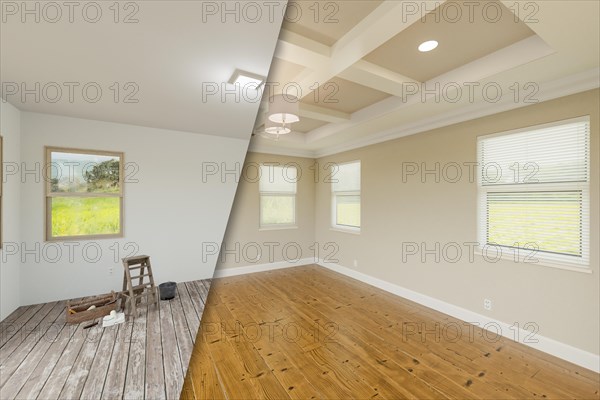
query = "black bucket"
xmin=159 ymin=282 xmax=177 ymax=300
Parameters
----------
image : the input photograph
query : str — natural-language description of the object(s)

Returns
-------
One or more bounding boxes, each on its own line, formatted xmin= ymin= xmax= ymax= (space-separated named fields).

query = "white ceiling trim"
xmin=315 ymin=68 xmax=599 ymax=158
xmin=328 ymin=0 xmax=442 ymax=74
xmin=275 ymin=0 xmax=441 ymax=100
xmin=248 ymin=143 xmax=314 ymax=158
xmin=299 ymin=103 xmax=351 ymax=123
xmin=253 ymin=102 xmax=350 ymax=128
xmin=275 ymin=29 xmax=331 ymax=66
xmin=249 ymin=129 xmax=313 ymax=157
xmin=338 ymin=60 xmax=416 ymax=97
xmin=306 ymin=35 xmax=556 ymax=143
xmin=248 ymin=68 xmax=599 ymax=159
xmin=276 ymin=29 xmax=417 ymax=99
xmin=430 ymin=35 xmax=555 ymax=87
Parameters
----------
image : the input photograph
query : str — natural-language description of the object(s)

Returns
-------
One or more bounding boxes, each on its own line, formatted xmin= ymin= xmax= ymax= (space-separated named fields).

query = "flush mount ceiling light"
xmin=228 ymin=69 xmax=266 ymax=90
xmin=267 ymin=94 xmax=300 ymax=125
xmin=418 ymin=40 xmax=438 ymax=52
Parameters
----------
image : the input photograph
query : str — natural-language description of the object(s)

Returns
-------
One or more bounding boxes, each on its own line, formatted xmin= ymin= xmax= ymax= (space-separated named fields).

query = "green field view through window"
xmin=336 ymin=195 xmax=360 ymax=228
xmin=51 ymin=197 xmax=121 ymax=237
xmin=47 ymin=148 xmax=123 ymax=239
xmin=260 ymin=195 xmax=295 ymax=226
xmin=487 ymin=191 xmax=582 ymax=256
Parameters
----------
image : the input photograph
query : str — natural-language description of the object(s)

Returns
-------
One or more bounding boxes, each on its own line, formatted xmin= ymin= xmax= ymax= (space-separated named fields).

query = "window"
xmin=332 ymin=161 xmax=361 ymax=232
xmin=477 ymin=117 xmax=590 ymax=267
xmin=45 ymin=147 xmax=124 ymax=241
xmin=259 ymin=164 xmax=297 ymax=228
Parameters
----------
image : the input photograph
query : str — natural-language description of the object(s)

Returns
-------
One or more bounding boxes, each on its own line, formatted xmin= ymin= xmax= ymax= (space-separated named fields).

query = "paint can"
xmin=159 ymin=281 xmax=177 ymax=300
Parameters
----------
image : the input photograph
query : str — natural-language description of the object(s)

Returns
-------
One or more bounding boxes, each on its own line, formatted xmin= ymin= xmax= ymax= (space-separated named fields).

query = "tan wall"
xmin=315 ymin=89 xmax=599 ymax=355
xmin=220 ymin=90 xmax=599 ymax=355
xmin=216 ymin=152 xmax=316 ymax=270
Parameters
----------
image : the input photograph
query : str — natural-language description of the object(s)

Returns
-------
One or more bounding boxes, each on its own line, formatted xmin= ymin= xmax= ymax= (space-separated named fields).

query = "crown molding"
xmin=307 ymin=35 xmax=555 ymax=144
xmin=248 ymin=141 xmax=315 ymax=158
xmin=248 ymin=68 xmax=599 ymax=159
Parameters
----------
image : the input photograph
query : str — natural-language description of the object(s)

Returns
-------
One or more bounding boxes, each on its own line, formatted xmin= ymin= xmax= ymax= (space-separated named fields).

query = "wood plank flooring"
xmin=182 ymin=265 xmax=600 ymax=399
xmin=0 ymin=280 xmax=211 ymax=400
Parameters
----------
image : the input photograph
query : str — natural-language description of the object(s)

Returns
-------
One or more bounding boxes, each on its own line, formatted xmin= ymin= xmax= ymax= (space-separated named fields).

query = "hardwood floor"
xmin=0 ymin=280 xmax=211 ymax=400
xmin=182 ymin=265 xmax=600 ymax=399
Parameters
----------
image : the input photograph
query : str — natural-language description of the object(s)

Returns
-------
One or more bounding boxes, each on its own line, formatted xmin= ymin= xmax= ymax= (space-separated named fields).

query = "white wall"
xmin=0 ymin=102 xmax=22 ymax=319
xmin=15 ymin=112 xmax=248 ymax=305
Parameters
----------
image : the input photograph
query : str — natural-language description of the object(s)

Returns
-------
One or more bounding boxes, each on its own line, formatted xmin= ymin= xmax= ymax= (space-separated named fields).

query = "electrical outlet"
xmin=353 ymin=259 xmax=358 ymax=267
xmin=483 ymin=298 xmax=492 ymax=311
xmin=108 ymin=266 xmax=114 ymax=275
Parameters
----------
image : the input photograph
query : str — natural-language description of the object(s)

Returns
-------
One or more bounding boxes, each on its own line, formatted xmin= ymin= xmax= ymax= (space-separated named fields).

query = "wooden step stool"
xmin=122 ymin=255 xmax=159 ymax=316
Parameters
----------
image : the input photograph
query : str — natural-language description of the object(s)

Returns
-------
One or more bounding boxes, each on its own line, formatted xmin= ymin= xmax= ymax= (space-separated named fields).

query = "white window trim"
xmin=476 ymin=116 xmax=591 ymax=271
xmin=331 ymin=160 xmax=361 ymax=233
xmin=473 ymin=250 xmax=592 ymax=274
xmin=259 ymin=225 xmax=298 ymax=232
xmin=330 ymin=226 xmax=361 ymax=235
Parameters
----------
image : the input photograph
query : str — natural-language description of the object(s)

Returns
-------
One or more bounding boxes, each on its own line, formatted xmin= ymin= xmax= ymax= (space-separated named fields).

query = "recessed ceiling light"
xmin=228 ymin=69 xmax=265 ymax=89
xmin=418 ymin=40 xmax=438 ymax=52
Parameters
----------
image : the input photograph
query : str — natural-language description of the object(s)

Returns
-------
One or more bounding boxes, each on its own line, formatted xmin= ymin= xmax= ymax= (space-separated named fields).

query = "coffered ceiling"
xmin=363 ymin=1 xmax=535 ymax=82
xmin=301 ymin=77 xmax=391 ymax=114
xmin=284 ymin=0 xmax=384 ymax=46
xmin=251 ymin=0 xmax=600 ymax=157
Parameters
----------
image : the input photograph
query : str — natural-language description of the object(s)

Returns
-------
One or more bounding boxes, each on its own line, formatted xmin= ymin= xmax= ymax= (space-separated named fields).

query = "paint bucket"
xmin=159 ymin=282 xmax=177 ymax=300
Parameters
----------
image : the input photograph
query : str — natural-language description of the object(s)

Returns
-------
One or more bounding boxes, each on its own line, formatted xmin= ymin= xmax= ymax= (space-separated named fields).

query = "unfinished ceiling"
xmin=252 ymin=0 xmax=599 ymax=157
xmin=0 ymin=1 xmax=286 ymax=140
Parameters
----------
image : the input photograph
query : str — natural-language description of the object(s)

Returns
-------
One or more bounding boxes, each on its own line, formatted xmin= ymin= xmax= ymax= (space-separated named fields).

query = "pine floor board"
xmin=183 ymin=265 xmax=600 ymax=400
xmin=0 ymin=279 xmax=210 ymax=400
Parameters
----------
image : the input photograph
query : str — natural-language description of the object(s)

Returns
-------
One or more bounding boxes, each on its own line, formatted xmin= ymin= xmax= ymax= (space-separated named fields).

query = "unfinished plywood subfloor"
xmin=0 ymin=280 xmax=211 ymax=400
xmin=182 ymin=265 xmax=599 ymax=399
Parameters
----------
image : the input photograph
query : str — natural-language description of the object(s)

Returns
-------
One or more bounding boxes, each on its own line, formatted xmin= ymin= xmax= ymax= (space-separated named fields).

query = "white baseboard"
xmin=317 ymin=259 xmax=600 ymax=373
xmin=212 ymin=258 xmax=314 ymax=278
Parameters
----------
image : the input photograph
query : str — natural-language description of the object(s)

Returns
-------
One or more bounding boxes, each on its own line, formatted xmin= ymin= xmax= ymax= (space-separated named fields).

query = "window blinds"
xmin=479 ymin=120 xmax=589 ymax=185
xmin=259 ymin=165 xmax=297 ymax=193
xmin=332 ymin=161 xmax=361 ymax=192
xmin=477 ymin=117 xmax=590 ymax=266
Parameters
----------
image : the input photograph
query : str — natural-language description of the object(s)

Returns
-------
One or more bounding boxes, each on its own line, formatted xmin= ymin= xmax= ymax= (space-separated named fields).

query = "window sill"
xmin=46 ymin=233 xmax=124 ymax=242
xmin=330 ymin=226 xmax=361 ymax=235
xmin=259 ymin=225 xmax=298 ymax=232
xmin=474 ymin=251 xmax=592 ymax=274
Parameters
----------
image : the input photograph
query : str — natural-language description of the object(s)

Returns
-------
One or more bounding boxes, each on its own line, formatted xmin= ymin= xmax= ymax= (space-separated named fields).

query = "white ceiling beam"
xmin=299 ymin=103 xmax=350 ymax=124
xmin=275 ymin=29 xmax=330 ymax=66
xmin=272 ymin=1 xmax=439 ymax=98
xmin=329 ymin=1 xmax=435 ymax=72
xmin=313 ymin=68 xmax=600 ymax=158
xmin=306 ymin=35 xmax=557 ymax=143
xmin=254 ymin=102 xmax=350 ymax=128
xmin=338 ymin=60 xmax=417 ymax=97
xmin=263 ymin=1 xmax=440 ymax=127
xmin=291 ymin=0 xmax=443 ymax=99
xmin=431 ymin=35 xmax=555 ymax=87
xmin=275 ymin=30 xmax=419 ymax=97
